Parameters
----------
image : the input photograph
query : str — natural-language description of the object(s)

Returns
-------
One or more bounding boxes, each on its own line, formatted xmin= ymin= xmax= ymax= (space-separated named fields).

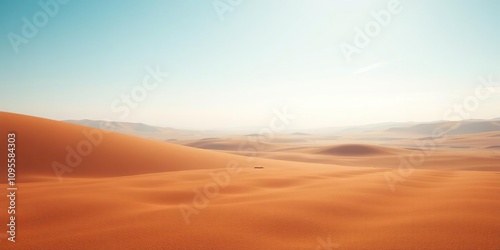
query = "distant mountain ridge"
xmin=64 ymin=118 xmax=500 ymax=140
xmin=63 ymin=119 xmax=201 ymax=140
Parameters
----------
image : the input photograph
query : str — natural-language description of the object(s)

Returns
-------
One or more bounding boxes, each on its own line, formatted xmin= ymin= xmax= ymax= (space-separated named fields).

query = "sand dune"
xmin=11 ymin=167 xmax=499 ymax=250
xmin=1 ymin=112 xmax=244 ymax=179
xmin=1 ymin=112 xmax=499 ymax=249
xmin=184 ymin=138 xmax=246 ymax=151
xmin=313 ymin=144 xmax=406 ymax=156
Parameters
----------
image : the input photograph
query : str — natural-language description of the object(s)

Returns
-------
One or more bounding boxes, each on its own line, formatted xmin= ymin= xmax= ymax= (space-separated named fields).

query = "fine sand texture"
xmin=0 ymin=112 xmax=499 ymax=249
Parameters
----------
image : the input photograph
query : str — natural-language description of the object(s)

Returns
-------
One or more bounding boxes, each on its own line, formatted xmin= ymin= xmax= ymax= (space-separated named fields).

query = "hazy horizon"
xmin=2 ymin=0 xmax=500 ymax=129
xmin=59 ymin=115 xmax=500 ymax=132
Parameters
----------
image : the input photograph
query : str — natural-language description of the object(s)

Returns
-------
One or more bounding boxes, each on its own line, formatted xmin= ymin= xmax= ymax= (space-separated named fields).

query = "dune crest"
xmin=314 ymin=144 xmax=404 ymax=156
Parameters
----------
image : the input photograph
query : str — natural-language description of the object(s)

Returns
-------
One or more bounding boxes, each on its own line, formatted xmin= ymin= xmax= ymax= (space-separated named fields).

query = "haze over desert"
xmin=2 ymin=0 xmax=500 ymax=249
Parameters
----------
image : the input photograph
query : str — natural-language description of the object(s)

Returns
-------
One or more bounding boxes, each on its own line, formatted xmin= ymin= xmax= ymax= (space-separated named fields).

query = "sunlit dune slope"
xmin=0 ymin=112 xmax=245 ymax=180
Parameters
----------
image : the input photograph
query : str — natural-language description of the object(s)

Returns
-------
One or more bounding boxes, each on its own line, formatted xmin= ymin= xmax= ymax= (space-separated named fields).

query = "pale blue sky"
xmin=1 ymin=0 xmax=499 ymax=129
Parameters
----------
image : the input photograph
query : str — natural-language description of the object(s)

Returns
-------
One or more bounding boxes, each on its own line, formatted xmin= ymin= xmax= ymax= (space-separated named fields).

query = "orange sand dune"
xmin=0 ymin=112 xmax=247 ymax=180
xmin=0 ymin=112 xmax=499 ymax=249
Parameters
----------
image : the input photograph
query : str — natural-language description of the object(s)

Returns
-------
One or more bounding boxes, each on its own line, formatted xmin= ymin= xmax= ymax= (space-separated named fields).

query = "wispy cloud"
xmin=354 ymin=61 xmax=390 ymax=75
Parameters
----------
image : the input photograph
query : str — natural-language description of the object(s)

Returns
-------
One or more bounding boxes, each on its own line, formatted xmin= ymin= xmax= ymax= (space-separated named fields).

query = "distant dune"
xmin=184 ymin=138 xmax=244 ymax=151
xmin=0 ymin=112 xmax=499 ymax=249
xmin=290 ymin=132 xmax=311 ymax=136
xmin=314 ymin=144 xmax=405 ymax=156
